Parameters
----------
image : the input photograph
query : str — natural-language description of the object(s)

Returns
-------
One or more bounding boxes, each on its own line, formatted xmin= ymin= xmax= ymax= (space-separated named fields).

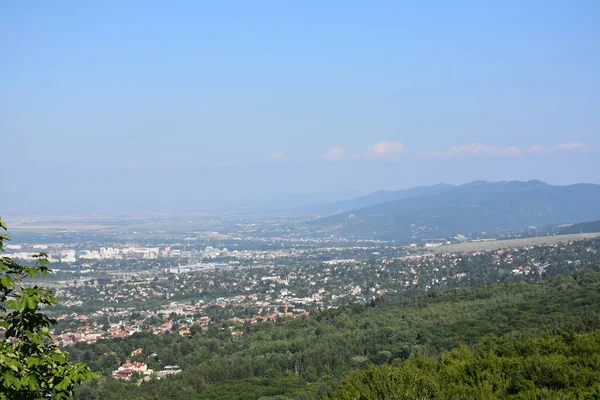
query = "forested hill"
xmin=308 ymin=180 xmax=600 ymax=240
xmin=560 ymin=219 xmax=600 ymax=234
xmin=72 ymin=267 xmax=600 ymax=399
xmin=324 ymin=329 xmax=600 ymax=399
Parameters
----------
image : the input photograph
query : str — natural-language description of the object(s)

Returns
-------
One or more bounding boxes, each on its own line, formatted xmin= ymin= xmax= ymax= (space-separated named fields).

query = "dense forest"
xmin=70 ymin=266 xmax=600 ymax=399
xmin=325 ymin=330 xmax=600 ymax=399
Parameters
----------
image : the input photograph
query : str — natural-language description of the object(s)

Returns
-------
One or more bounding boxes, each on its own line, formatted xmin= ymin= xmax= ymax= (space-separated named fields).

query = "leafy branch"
xmin=0 ymin=217 xmax=97 ymax=399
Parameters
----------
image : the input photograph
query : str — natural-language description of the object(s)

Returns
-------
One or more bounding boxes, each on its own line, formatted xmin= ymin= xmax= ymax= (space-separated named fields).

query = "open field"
xmin=4 ymin=212 xmax=224 ymax=234
xmin=431 ymin=232 xmax=600 ymax=254
xmin=9 ymin=224 xmax=112 ymax=231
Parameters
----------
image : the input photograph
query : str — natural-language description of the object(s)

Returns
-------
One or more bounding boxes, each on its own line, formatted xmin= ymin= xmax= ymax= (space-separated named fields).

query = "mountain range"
xmin=308 ymin=180 xmax=600 ymax=241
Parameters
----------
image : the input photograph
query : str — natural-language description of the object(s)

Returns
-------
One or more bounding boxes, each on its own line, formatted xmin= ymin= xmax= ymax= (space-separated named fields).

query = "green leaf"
xmin=26 ymin=296 xmax=37 ymax=310
xmin=4 ymin=372 xmax=21 ymax=389
xmin=0 ymin=275 xmax=12 ymax=288
xmin=52 ymin=353 xmax=66 ymax=363
xmin=0 ymin=219 xmax=97 ymax=397
xmin=5 ymin=300 xmax=18 ymax=309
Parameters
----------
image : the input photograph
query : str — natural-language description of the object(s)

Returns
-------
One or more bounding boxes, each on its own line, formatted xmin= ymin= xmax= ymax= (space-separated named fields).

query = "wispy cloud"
xmin=368 ymin=141 xmax=407 ymax=158
xmin=271 ymin=152 xmax=285 ymax=161
xmin=320 ymin=140 xmax=593 ymax=163
xmin=419 ymin=141 xmax=592 ymax=159
xmin=419 ymin=142 xmax=522 ymax=159
xmin=352 ymin=141 xmax=407 ymax=160
xmin=555 ymin=141 xmax=587 ymax=151
xmin=321 ymin=146 xmax=345 ymax=161
xmin=528 ymin=145 xmax=551 ymax=154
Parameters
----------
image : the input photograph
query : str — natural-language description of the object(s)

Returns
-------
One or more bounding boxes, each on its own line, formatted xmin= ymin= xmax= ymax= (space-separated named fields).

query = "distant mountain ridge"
xmin=315 ymin=183 xmax=456 ymax=213
xmin=309 ymin=180 xmax=600 ymax=241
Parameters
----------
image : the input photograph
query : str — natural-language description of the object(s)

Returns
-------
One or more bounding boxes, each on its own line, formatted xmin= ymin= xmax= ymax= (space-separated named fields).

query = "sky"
xmin=2 ymin=1 xmax=599 ymax=213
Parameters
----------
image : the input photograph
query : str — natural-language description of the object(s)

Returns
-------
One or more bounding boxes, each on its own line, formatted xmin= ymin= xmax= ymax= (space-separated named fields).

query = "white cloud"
xmin=419 ymin=142 xmax=522 ymax=159
xmin=323 ymin=140 xmax=593 ymax=163
xmin=528 ymin=145 xmax=550 ymax=154
xmin=352 ymin=141 xmax=407 ymax=160
xmin=271 ymin=152 xmax=285 ymax=161
xmin=321 ymin=146 xmax=346 ymax=161
xmin=555 ymin=141 xmax=587 ymax=151
xmin=418 ymin=140 xmax=593 ymax=159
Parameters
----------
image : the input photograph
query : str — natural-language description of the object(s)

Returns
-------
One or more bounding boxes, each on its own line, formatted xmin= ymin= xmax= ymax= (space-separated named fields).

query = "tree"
xmin=0 ymin=218 xmax=96 ymax=399
xmin=189 ymin=323 xmax=203 ymax=337
xmin=324 ymin=363 xmax=439 ymax=400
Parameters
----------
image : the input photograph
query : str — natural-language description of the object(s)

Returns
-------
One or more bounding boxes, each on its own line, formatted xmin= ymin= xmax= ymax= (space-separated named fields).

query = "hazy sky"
xmin=2 ymin=1 xmax=599 ymax=213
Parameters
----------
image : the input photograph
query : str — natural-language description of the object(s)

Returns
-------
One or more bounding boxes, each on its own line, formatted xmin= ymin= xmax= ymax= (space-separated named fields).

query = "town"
xmin=5 ymin=226 xmax=600 ymax=383
xmin=18 ymin=241 xmax=600 ymax=338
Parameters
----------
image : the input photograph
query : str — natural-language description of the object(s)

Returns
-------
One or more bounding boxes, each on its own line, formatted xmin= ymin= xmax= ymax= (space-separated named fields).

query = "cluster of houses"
xmin=111 ymin=361 xmax=183 ymax=381
xmin=45 ymin=239 xmax=600 ymax=348
xmin=112 ymin=361 xmax=151 ymax=380
xmin=110 ymin=349 xmax=182 ymax=381
xmin=51 ymin=300 xmax=312 ymax=347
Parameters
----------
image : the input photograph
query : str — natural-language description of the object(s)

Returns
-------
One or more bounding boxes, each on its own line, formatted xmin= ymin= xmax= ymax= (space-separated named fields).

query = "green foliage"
xmin=0 ymin=217 xmax=96 ymax=399
xmin=324 ymin=362 xmax=440 ymax=400
xmin=325 ymin=330 xmax=600 ymax=399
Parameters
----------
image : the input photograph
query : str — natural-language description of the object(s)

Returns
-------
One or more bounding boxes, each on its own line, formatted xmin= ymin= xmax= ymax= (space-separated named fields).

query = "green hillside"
xmin=560 ymin=220 xmax=600 ymax=235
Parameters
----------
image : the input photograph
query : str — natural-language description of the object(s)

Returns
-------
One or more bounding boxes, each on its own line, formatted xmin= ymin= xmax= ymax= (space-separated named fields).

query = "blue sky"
xmin=2 ymin=1 xmax=599 ymax=213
